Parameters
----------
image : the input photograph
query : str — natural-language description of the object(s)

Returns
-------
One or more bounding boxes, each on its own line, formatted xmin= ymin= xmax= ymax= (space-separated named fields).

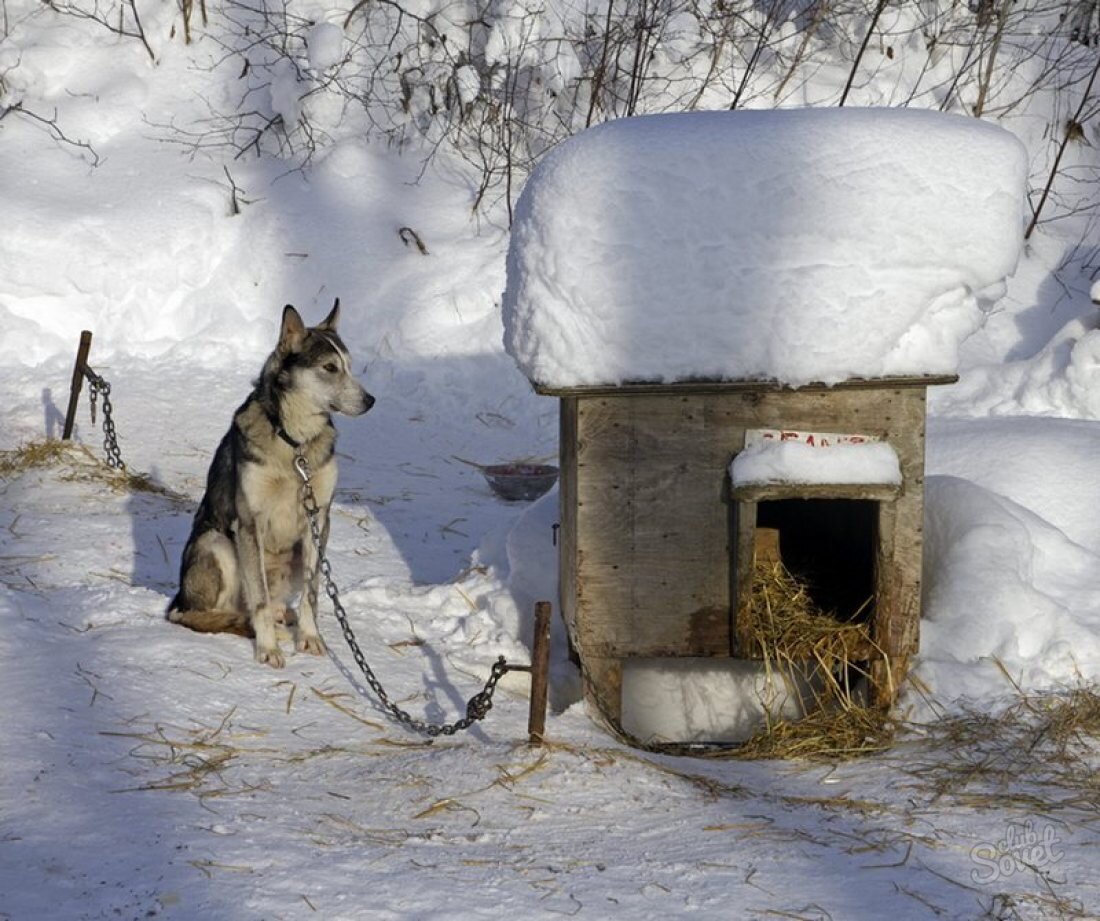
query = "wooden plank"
xmin=580 ymin=655 xmax=623 ymax=726
xmin=558 ymin=397 xmax=580 ymax=648
xmin=732 ymin=483 xmax=901 ymax=502
xmin=870 ymin=655 xmax=910 ymax=708
xmin=731 ymin=500 xmax=757 ymax=656
xmin=864 ymin=391 xmax=925 ymax=705
xmin=527 ymin=601 xmax=553 ymax=745
xmin=535 ymin=375 xmax=958 ymax=398
xmin=573 ymin=393 xmax=737 ymax=657
xmin=871 ymin=390 xmax=927 ymax=661
xmin=721 ymin=388 xmax=925 ymax=436
xmin=62 ymin=330 xmax=93 ymax=440
xmin=754 ymin=527 xmax=781 ymax=563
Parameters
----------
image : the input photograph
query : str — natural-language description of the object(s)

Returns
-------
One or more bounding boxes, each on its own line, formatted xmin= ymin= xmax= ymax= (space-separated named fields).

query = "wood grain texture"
xmin=556 ymin=383 xmax=935 ymax=716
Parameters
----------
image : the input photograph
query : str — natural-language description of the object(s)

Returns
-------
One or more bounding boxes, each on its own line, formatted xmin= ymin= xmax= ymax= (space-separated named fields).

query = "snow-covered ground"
xmin=2 ymin=2 xmax=1100 ymax=918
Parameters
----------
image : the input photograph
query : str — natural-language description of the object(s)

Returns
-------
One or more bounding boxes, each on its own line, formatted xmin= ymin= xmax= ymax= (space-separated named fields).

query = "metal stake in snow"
xmin=62 ymin=329 xmax=126 ymax=469
xmin=294 ymin=449 xmax=551 ymax=742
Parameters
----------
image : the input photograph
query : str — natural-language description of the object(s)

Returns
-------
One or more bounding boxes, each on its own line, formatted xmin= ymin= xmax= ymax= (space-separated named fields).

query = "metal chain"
xmin=293 ymin=450 xmax=511 ymax=736
xmin=83 ymin=366 xmax=125 ymax=470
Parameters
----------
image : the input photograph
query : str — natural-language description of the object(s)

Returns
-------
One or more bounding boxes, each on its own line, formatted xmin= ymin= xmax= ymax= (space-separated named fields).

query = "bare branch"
xmin=2 ymin=102 xmax=102 ymax=167
xmin=1025 ymin=50 xmax=1100 ymax=239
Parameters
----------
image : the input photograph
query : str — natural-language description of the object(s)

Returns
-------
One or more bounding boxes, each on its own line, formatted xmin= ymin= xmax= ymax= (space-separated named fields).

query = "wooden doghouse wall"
xmin=556 ymin=382 xmax=934 ymax=721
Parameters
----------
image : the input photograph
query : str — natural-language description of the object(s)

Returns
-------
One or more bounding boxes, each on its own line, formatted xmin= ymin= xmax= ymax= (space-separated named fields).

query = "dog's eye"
xmin=324 ymin=362 xmax=339 ymax=374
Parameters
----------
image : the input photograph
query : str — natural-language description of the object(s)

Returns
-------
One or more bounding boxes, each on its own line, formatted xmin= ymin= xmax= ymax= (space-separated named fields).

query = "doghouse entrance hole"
xmin=756 ymin=498 xmax=876 ymax=623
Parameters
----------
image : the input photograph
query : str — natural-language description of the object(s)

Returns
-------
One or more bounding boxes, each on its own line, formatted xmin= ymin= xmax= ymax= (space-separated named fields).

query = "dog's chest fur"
xmin=236 ymin=402 xmax=339 ymax=552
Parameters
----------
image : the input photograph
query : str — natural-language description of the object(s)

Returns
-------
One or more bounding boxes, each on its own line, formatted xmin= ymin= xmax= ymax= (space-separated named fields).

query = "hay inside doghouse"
xmin=741 ymin=558 xmax=873 ymax=665
xmin=732 ymin=552 xmax=895 ymax=760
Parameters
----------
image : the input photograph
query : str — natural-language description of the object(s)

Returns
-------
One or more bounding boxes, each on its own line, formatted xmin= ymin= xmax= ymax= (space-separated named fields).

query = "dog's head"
xmin=276 ymin=301 xmax=375 ymax=417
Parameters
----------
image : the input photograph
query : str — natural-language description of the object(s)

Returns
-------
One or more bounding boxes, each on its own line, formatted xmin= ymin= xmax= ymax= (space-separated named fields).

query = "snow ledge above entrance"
xmin=730 ymin=440 xmax=903 ymax=488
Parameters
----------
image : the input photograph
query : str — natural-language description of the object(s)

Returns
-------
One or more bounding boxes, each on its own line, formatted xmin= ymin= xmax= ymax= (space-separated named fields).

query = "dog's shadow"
xmin=42 ymin=387 xmax=66 ymax=439
xmin=125 ymin=467 xmax=194 ymax=599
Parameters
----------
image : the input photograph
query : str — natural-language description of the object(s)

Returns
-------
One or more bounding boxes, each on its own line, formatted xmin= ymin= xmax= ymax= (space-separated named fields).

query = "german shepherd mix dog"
xmin=168 ymin=302 xmax=374 ymax=667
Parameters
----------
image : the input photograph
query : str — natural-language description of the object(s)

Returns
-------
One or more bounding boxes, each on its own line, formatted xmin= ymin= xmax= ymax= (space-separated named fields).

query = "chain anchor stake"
xmin=62 ymin=329 xmax=126 ymax=469
xmin=294 ymin=450 xmax=552 ymax=744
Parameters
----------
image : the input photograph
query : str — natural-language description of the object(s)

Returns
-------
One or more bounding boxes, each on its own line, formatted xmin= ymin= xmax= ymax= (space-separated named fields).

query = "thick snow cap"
xmin=503 ymin=108 xmax=1027 ymax=389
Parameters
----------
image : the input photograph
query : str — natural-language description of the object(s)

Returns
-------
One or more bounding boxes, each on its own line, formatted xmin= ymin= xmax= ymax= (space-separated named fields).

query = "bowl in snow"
xmin=483 ymin=463 xmax=559 ymax=501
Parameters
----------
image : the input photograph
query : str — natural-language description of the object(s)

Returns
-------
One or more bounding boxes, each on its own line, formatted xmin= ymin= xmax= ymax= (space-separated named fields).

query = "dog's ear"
xmin=278 ymin=305 xmax=307 ymax=353
xmin=318 ymin=297 xmax=341 ymax=332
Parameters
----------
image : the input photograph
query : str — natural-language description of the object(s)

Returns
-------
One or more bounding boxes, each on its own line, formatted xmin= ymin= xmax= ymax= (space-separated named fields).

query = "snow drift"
xmin=503 ymin=108 xmax=1028 ymax=388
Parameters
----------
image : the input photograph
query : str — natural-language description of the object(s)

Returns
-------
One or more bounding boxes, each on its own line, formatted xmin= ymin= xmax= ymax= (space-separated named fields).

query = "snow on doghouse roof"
xmin=502 ymin=108 xmax=1027 ymax=389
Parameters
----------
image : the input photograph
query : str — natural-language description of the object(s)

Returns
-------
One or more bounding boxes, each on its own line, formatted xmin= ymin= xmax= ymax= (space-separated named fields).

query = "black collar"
xmin=266 ymin=408 xmax=302 ymax=449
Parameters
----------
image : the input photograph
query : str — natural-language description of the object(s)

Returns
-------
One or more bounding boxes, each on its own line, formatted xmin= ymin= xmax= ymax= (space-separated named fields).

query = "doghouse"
xmin=541 ymin=375 xmax=953 ymax=731
xmin=501 ymin=108 xmax=1028 ymax=743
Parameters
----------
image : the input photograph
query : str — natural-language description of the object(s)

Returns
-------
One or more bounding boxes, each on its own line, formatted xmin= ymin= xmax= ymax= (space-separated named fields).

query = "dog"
xmin=167 ymin=301 xmax=374 ymax=667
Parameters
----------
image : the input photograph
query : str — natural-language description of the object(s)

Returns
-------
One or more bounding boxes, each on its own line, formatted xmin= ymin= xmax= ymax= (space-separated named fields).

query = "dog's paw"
xmin=255 ymin=645 xmax=286 ymax=669
xmin=296 ymin=633 xmax=327 ymax=656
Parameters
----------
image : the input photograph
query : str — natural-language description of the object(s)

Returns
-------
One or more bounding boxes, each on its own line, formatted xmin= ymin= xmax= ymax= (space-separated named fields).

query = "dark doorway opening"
xmin=756 ymin=498 xmax=877 ymax=623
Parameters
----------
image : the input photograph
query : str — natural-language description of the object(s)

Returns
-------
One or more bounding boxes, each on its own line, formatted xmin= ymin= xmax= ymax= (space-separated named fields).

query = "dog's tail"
xmin=167 ymin=603 xmax=254 ymax=638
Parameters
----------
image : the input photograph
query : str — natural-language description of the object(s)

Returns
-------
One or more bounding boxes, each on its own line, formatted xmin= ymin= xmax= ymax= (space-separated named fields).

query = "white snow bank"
xmin=503 ymin=108 xmax=1027 ymax=388
xmin=622 ymin=658 xmax=820 ymax=744
xmin=0 ymin=8 xmax=507 ymax=373
xmin=308 ymin=22 xmax=345 ymax=72
xmin=917 ymin=475 xmax=1100 ymax=705
xmin=928 ymin=417 xmax=1100 ymax=552
xmin=731 ymin=439 xmax=901 ymax=487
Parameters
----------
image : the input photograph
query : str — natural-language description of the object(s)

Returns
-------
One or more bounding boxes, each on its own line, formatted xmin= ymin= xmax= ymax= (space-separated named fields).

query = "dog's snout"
xmin=333 ymin=382 xmax=374 ymax=417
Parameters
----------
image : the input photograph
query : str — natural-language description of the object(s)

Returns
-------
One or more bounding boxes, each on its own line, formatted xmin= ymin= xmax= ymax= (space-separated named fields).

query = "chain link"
xmin=83 ymin=366 xmax=125 ymax=470
xmin=294 ymin=451 xmax=512 ymax=736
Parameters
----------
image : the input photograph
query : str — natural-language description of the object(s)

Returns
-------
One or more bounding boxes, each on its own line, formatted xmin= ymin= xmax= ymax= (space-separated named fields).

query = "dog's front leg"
xmin=236 ymin=520 xmax=284 ymax=668
xmin=296 ymin=506 xmax=329 ymax=656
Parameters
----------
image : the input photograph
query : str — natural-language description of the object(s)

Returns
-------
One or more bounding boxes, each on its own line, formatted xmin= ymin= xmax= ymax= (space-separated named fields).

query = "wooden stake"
xmin=527 ymin=601 xmax=552 ymax=745
xmin=62 ymin=330 xmax=93 ymax=440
